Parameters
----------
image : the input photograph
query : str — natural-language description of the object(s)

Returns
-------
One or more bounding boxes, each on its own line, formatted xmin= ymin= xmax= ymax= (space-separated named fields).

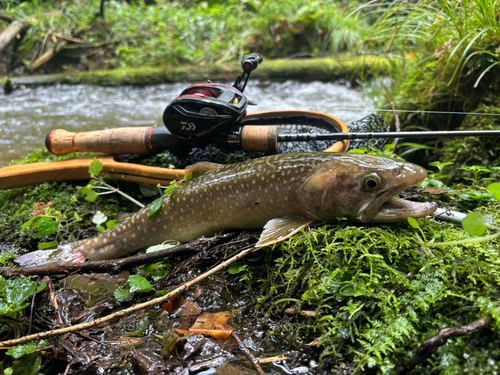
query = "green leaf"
xmin=228 ymin=263 xmax=248 ymax=274
xmin=38 ymin=241 xmax=58 ymax=250
xmin=114 ymin=285 xmax=131 ymax=302
xmin=84 ymin=189 xmax=99 ymax=202
xmin=462 ymin=212 xmax=488 ymax=236
xmin=88 ymin=158 xmax=103 ymax=177
xmin=92 ymin=211 xmax=107 ymax=225
xmin=11 ymin=352 xmax=42 ymax=375
xmin=487 ymin=182 xmax=500 ymax=201
xmin=348 ymin=147 xmax=367 ymax=154
xmin=145 ymin=242 xmax=178 ymax=253
xmin=148 ymin=197 xmax=163 ymax=217
xmin=140 ymin=184 xmax=160 ymax=197
xmin=21 ymin=216 xmax=49 ymax=232
xmin=106 ymin=220 xmax=119 ymax=229
xmin=407 ymin=217 xmax=420 ymax=229
xmin=34 ymin=219 xmax=58 ymax=238
xmin=7 ymin=342 xmax=38 ymax=359
xmin=128 ymin=275 xmax=153 ymax=293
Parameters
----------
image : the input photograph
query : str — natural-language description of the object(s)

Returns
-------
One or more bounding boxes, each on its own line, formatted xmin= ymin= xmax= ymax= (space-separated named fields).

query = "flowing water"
xmin=0 ymin=80 xmax=370 ymax=167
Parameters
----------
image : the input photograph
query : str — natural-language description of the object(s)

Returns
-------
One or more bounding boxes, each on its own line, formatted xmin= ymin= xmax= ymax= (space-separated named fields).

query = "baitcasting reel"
xmin=162 ymin=53 xmax=263 ymax=141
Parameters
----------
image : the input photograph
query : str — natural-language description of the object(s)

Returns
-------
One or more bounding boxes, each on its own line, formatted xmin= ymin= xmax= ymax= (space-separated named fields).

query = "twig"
xmin=396 ymin=313 xmax=494 ymax=374
xmin=48 ymin=281 xmax=64 ymax=327
xmin=231 ymin=332 xmax=266 ymax=375
xmin=284 ymin=308 xmax=316 ymax=318
xmin=51 ymin=33 xmax=142 ymax=48
xmin=0 ymin=244 xmax=257 ymax=347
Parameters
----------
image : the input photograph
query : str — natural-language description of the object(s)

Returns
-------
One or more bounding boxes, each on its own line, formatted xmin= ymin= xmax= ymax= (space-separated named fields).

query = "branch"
xmin=231 ymin=332 xmax=266 ymax=375
xmin=0 ymin=243 xmax=257 ymax=347
xmin=0 ymin=20 xmax=30 ymax=56
xmin=0 ymin=14 xmax=15 ymax=23
xmin=396 ymin=314 xmax=494 ymax=374
xmin=31 ymin=40 xmax=68 ymax=71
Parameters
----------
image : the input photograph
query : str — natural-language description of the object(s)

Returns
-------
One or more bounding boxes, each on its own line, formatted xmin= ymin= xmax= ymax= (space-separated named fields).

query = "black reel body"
xmin=163 ymin=83 xmax=248 ymax=141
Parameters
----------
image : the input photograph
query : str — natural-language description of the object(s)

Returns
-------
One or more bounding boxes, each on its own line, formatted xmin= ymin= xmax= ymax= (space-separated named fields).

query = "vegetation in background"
xmin=1 ymin=0 xmax=370 ymax=72
xmin=360 ymin=0 xmax=500 ymax=133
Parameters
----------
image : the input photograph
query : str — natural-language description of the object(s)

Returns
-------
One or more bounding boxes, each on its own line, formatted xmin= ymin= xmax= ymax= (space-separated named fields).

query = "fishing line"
xmin=251 ymin=105 xmax=500 ymax=117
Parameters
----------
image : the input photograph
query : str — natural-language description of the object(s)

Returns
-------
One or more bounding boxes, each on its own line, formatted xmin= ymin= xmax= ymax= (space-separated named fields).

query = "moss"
xmin=9 ymin=55 xmax=393 ymax=87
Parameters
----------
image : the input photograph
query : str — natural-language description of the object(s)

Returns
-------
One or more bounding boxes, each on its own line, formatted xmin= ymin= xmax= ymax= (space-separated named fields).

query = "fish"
xmin=15 ymin=152 xmax=437 ymax=267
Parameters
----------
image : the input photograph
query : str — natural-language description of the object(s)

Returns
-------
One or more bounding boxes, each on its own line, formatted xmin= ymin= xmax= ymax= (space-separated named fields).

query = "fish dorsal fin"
xmin=256 ymin=217 xmax=314 ymax=247
xmin=184 ymin=162 xmax=223 ymax=180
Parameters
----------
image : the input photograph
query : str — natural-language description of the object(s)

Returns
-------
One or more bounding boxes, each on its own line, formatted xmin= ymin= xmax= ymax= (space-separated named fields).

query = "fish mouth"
xmin=360 ymin=162 xmax=438 ymax=223
xmin=368 ymin=196 xmax=438 ymax=223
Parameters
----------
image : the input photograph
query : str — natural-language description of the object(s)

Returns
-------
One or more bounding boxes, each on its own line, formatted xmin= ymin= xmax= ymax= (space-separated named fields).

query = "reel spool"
xmin=162 ymin=83 xmax=249 ymax=141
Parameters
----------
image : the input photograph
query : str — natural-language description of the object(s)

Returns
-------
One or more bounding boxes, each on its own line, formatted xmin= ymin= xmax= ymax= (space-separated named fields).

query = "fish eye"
xmin=363 ymin=173 xmax=382 ymax=191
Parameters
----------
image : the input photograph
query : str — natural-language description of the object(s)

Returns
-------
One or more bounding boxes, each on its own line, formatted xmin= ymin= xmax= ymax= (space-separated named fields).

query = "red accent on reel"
xmin=184 ymin=88 xmax=221 ymax=98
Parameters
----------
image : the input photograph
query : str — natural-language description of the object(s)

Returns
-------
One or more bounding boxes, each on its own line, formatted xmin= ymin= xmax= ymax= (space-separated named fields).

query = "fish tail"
xmin=15 ymin=242 xmax=78 ymax=267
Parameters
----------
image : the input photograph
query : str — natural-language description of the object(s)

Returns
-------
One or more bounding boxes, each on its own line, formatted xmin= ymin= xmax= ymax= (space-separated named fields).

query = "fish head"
xmin=297 ymin=154 xmax=437 ymax=223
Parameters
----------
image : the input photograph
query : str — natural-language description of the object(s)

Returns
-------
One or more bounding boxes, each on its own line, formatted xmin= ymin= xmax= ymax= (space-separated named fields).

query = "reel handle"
xmin=46 ymin=127 xmax=180 ymax=156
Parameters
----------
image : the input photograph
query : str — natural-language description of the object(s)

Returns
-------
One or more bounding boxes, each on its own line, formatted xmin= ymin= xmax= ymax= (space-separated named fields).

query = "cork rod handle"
xmin=46 ymin=127 xmax=155 ymax=156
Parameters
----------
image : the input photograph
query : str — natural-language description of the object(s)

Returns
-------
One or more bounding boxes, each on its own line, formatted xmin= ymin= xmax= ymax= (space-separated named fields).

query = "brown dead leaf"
xmin=31 ymin=202 xmax=52 ymax=217
xmin=189 ymin=311 xmax=233 ymax=339
xmin=162 ymin=295 xmax=201 ymax=316
xmin=175 ymin=328 xmax=190 ymax=336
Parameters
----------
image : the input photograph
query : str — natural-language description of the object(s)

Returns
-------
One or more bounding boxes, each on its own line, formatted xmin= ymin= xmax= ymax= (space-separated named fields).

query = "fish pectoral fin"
xmin=256 ymin=217 xmax=314 ymax=247
xmin=185 ymin=162 xmax=223 ymax=180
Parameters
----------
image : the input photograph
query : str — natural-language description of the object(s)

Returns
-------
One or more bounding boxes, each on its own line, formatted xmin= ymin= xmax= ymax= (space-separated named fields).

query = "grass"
xmin=357 ymin=0 xmax=500 ymax=131
xmin=1 ymin=0 xmax=371 ymax=71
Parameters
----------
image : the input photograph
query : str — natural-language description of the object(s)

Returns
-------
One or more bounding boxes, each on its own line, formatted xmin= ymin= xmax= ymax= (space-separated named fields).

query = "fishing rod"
xmin=278 ymin=130 xmax=500 ymax=142
xmin=46 ymin=117 xmax=500 ymax=157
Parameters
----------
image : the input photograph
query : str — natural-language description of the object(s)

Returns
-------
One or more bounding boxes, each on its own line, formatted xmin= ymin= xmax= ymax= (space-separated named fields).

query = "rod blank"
xmin=278 ymin=130 xmax=500 ymax=142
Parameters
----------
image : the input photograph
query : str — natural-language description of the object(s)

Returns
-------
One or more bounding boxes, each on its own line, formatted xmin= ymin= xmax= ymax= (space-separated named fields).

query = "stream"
xmin=0 ymin=80 xmax=370 ymax=167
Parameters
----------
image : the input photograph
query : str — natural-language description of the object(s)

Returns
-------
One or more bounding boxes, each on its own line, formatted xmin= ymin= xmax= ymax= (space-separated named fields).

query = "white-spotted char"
xmin=15 ymin=152 xmax=437 ymax=266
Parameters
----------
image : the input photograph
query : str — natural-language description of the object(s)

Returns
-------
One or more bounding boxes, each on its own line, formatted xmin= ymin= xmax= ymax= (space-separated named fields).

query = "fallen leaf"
xmin=162 ymin=295 xmax=201 ymax=316
xmin=189 ymin=311 xmax=233 ymax=339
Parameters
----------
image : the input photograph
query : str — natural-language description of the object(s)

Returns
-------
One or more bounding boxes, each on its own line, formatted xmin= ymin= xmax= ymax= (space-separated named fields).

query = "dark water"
xmin=0 ymin=80 xmax=370 ymax=167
